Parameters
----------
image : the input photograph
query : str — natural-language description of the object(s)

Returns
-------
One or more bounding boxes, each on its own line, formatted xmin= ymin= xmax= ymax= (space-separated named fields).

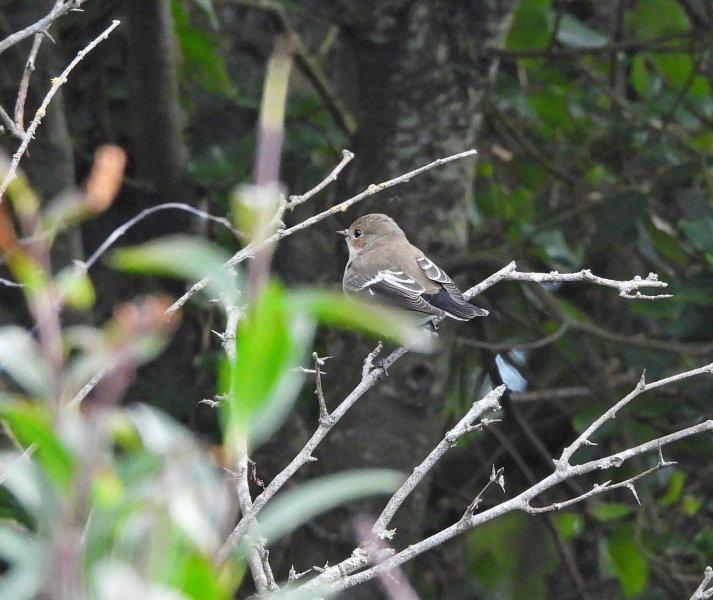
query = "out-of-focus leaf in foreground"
xmin=109 ymin=236 xmax=239 ymax=306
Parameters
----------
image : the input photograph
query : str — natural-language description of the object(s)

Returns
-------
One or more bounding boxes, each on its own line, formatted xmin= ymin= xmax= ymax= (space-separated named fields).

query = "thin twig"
xmin=373 ymin=386 xmax=504 ymax=537
xmin=462 ymin=261 xmax=670 ymax=301
xmin=0 ymin=277 xmax=25 ymax=288
xmin=167 ymin=148 xmax=479 ymax=313
xmin=215 ymin=344 xmax=409 ymax=564
xmin=467 ymin=465 xmax=506 ymax=513
xmin=0 ymin=104 xmax=22 ymax=138
xmin=301 ymin=361 xmax=713 ymax=593
xmin=227 ymin=0 xmax=357 ymax=136
xmin=524 ymin=456 xmax=674 ymax=513
xmin=690 ymin=566 xmax=713 ymax=600
xmin=14 ymin=32 xmax=44 ymax=130
xmin=312 ymin=352 xmax=329 ymax=422
xmin=75 ymin=202 xmax=239 ymax=272
xmin=310 ymin=417 xmax=713 ymax=595
xmin=285 ymin=149 xmax=354 ymax=210
xmin=559 ymin=362 xmax=713 ymax=465
xmin=68 ymin=366 xmax=108 ymax=409
xmin=0 ymin=19 xmax=121 ymax=203
xmin=0 ymin=0 xmax=89 ymax=56
xmin=485 ymin=33 xmax=696 ymax=61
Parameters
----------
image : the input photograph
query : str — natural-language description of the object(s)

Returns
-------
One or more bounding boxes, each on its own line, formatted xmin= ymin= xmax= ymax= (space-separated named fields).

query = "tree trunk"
xmin=274 ymin=1 xmax=508 ymax=596
xmin=123 ymin=0 xmax=187 ymax=206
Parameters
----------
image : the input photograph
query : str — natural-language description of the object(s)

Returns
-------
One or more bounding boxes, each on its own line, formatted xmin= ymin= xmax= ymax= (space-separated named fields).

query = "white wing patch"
xmin=417 ymin=256 xmax=451 ymax=284
xmin=359 ymin=269 xmax=424 ymax=296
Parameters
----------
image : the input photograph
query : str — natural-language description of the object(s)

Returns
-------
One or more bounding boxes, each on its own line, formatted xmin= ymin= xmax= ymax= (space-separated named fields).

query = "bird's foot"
xmin=375 ymin=358 xmax=389 ymax=379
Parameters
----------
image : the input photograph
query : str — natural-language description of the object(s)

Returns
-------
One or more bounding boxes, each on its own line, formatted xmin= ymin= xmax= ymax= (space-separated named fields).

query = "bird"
xmin=338 ymin=213 xmax=488 ymax=323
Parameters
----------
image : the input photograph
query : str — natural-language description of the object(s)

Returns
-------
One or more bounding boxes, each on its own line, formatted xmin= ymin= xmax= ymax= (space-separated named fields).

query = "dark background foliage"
xmin=1 ymin=0 xmax=712 ymax=598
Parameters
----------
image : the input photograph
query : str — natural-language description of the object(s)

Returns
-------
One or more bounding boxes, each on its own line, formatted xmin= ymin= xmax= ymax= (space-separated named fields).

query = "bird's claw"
xmin=375 ymin=358 xmax=389 ymax=379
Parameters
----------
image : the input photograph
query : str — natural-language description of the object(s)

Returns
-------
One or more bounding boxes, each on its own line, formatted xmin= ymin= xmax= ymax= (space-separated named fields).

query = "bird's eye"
xmin=353 ymin=229 xmax=363 ymax=239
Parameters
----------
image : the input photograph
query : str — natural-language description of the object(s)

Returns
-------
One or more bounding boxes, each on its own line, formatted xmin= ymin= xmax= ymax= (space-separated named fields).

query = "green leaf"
xmin=172 ymin=0 xmax=236 ymax=97
xmin=605 ymin=525 xmax=648 ymax=596
xmin=681 ymin=494 xmax=702 ymax=515
xmin=165 ymin=553 xmax=234 ymax=600
xmin=0 ymin=328 xmax=52 ymax=399
xmin=554 ymin=512 xmax=584 ymax=539
xmin=466 ymin=513 xmax=557 ymax=598
xmin=55 ymin=267 xmax=96 ymax=310
xmin=556 ymin=14 xmax=608 ymax=48
xmin=644 ymin=217 xmax=689 ymax=266
xmin=291 ymin=290 xmax=435 ymax=352
xmin=652 ymin=52 xmax=693 ymax=88
xmin=528 ymin=87 xmax=569 ymax=130
xmin=255 ymin=469 xmax=404 ymax=544
xmin=0 ymin=402 xmax=74 ymax=489
xmin=531 ymin=229 xmax=583 ymax=270
xmin=0 ymin=445 xmax=49 ymax=522
xmin=506 ymin=0 xmax=552 ymax=51
xmin=694 ymin=528 xmax=713 ymax=555
xmin=109 ymin=235 xmax=239 ymax=306
xmin=223 ymin=282 xmax=314 ymax=447
xmin=630 ymin=54 xmax=659 ymax=98
xmin=590 ymin=502 xmax=634 ymax=521
xmin=626 ymin=0 xmax=690 ymax=41
xmin=679 ymin=217 xmax=713 ymax=257
xmin=669 ymin=274 xmax=713 ymax=307
xmin=659 ymin=469 xmax=685 ymax=506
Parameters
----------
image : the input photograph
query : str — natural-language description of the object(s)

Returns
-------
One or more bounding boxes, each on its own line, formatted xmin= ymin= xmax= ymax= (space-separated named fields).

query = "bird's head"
xmin=337 ymin=213 xmax=406 ymax=259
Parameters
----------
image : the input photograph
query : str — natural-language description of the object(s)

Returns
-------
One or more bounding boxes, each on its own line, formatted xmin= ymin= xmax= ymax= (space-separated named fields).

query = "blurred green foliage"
xmin=1 ymin=0 xmax=712 ymax=597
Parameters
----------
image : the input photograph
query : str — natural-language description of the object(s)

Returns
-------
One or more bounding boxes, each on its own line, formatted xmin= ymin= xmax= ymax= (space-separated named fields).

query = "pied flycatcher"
xmin=338 ymin=213 xmax=488 ymax=322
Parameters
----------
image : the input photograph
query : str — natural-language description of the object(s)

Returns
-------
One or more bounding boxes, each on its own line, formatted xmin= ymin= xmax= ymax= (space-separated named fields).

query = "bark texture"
xmin=124 ymin=0 xmax=187 ymax=206
xmin=271 ymin=2 xmax=505 ymax=596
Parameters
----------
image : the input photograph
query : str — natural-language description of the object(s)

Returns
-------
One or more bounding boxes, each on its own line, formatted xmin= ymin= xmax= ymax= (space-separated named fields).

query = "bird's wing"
xmin=416 ymin=256 xmax=489 ymax=319
xmin=344 ymin=269 xmax=446 ymax=316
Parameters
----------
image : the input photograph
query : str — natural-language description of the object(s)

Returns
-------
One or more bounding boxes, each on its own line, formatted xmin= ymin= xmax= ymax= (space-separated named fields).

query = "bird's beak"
xmin=336 ymin=229 xmax=349 ymax=237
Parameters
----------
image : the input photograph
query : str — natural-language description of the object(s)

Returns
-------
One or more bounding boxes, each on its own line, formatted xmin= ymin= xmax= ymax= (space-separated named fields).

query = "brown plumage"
xmin=338 ymin=213 xmax=488 ymax=321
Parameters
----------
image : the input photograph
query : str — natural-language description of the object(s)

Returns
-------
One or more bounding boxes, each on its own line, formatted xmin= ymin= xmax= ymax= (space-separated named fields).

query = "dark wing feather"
xmin=344 ymin=269 xmax=447 ymax=317
xmin=416 ymin=256 xmax=489 ymax=319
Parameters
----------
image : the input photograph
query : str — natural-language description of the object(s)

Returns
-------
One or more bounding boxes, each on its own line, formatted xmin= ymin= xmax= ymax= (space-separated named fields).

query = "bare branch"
xmin=0 ymin=277 xmax=25 ymax=288
xmin=75 ymin=202 xmax=239 ymax=272
xmin=215 ymin=344 xmax=409 ymax=564
xmin=299 ymin=361 xmax=713 ymax=595
xmin=0 ymin=104 xmax=23 ymax=139
xmin=354 ymin=517 xmax=419 ymax=600
xmin=235 ymin=447 xmax=275 ymax=593
xmin=308 ymin=387 xmax=505 ymax=588
xmin=374 ymin=386 xmax=505 ymax=536
xmin=227 ymin=0 xmax=357 ymax=137
xmin=0 ymin=0 xmax=89 ymax=56
xmin=362 ymin=342 xmax=383 ymax=379
xmin=690 ymin=566 xmax=713 ymax=600
xmin=166 ymin=148 xmax=478 ymax=314
xmin=311 ymin=352 xmax=330 ymax=422
xmin=14 ymin=32 xmax=45 ymax=130
xmin=68 ymin=366 xmax=109 ymax=409
xmin=0 ymin=20 xmax=121 ymax=203
xmin=285 ymin=149 xmax=354 ymax=210
xmin=559 ymin=362 xmax=713 ymax=465
xmin=463 ymin=261 xmax=670 ymax=302
xmin=525 ymin=457 xmax=674 ymax=513
xmin=467 ymin=465 xmax=506 ymax=514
